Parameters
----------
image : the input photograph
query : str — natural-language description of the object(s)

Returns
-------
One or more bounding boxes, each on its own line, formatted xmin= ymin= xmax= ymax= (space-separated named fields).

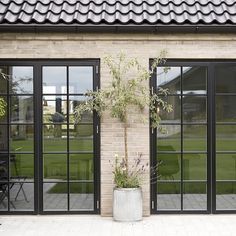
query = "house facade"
xmin=0 ymin=0 xmax=236 ymax=216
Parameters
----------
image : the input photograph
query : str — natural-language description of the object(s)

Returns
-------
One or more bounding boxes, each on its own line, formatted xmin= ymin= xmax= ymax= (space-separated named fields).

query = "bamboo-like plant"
xmin=0 ymin=70 xmax=32 ymax=119
xmin=0 ymin=72 xmax=7 ymax=118
xmin=0 ymin=97 xmax=6 ymax=118
xmin=75 ymin=52 xmax=172 ymax=185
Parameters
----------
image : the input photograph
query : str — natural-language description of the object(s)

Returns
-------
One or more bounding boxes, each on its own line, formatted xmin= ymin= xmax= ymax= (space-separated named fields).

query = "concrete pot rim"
xmin=113 ymin=187 xmax=142 ymax=191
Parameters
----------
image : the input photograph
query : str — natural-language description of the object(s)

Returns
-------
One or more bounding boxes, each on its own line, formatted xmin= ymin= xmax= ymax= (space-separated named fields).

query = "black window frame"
xmin=150 ymin=59 xmax=236 ymax=214
xmin=0 ymin=59 xmax=100 ymax=215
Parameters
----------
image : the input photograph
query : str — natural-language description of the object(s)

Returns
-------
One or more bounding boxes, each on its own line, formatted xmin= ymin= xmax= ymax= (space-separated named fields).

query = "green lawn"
xmin=157 ymin=125 xmax=236 ymax=194
xmin=48 ymin=182 xmax=94 ymax=194
xmin=11 ymin=138 xmax=93 ymax=178
xmin=6 ymin=124 xmax=236 ymax=195
xmin=10 ymin=138 xmax=94 ymax=194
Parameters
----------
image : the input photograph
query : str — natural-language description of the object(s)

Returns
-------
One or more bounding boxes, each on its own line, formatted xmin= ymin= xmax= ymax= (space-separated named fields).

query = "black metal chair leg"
xmin=0 ymin=192 xmax=15 ymax=209
xmin=0 ymin=196 xmax=6 ymax=208
xmin=14 ymin=183 xmax=29 ymax=202
xmin=10 ymin=200 xmax=15 ymax=209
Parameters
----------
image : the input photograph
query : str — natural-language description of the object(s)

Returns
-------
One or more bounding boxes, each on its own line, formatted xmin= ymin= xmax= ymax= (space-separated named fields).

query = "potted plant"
xmin=75 ymin=52 xmax=172 ymax=221
xmin=111 ymin=153 xmax=148 ymax=221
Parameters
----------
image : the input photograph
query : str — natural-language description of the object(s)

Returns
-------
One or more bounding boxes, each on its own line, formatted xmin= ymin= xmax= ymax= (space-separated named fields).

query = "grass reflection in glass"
xmin=216 ymin=125 xmax=236 ymax=151
xmin=48 ymin=182 xmax=94 ymax=194
xmin=69 ymin=154 xmax=93 ymax=181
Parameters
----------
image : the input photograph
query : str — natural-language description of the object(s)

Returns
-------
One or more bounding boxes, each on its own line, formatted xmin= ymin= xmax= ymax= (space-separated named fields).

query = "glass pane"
xmin=183 ymin=125 xmax=207 ymax=151
xmin=216 ymin=125 xmax=236 ymax=151
xmin=0 ymin=67 xmax=7 ymax=94
xmin=157 ymin=125 xmax=181 ymax=152
xmin=69 ymin=125 xmax=93 ymax=152
xmin=43 ymin=125 xmax=67 ymax=152
xmin=157 ymin=67 xmax=180 ymax=94
xmin=183 ymin=182 xmax=207 ymax=210
xmin=70 ymin=183 xmax=94 ymax=210
xmin=216 ymin=96 xmax=236 ymax=122
xmin=0 ymin=183 xmax=8 ymax=211
xmin=156 ymin=182 xmax=181 ymax=210
xmin=10 ymin=125 xmax=34 ymax=152
xmin=216 ymin=65 xmax=236 ymax=93
xmin=183 ymin=154 xmax=206 ymax=180
xmin=182 ymin=67 xmax=207 ymax=95
xmin=69 ymin=96 xmax=93 ymax=124
xmin=216 ymin=153 xmax=236 ymax=206
xmin=43 ymin=67 xmax=67 ymax=94
xmin=157 ymin=154 xmax=180 ymax=180
xmin=10 ymin=67 xmax=33 ymax=94
xmin=10 ymin=154 xmax=34 ymax=180
xmin=216 ymin=182 xmax=236 ymax=210
xmin=70 ymin=154 xmax=93 ymax=181
xmin=43 ymin=183 xmax=68 ymax=211
xmin=0 ymin=96 xmax=7 ymax=123
xmin=10 ymin=96 xmax=34 ymax=123
xmin=183 ymin=96 xmax=207 ymax=123
xmin=43 ymin=154 xmax=67 ymax=182
xmin=216 ymin=154 xmax=236 ymax=181
xmin=69 ymin=67 xmax=93 ymax=94
xmin=159 ymin=96 xmax=180 ymax=123
xmin=0 ymin=125 xmax=8 ymax=151
xmin=43 ymin=96 xmax=67 ymax=124
xmin=10 ymin=182 xmax=34 ymax=211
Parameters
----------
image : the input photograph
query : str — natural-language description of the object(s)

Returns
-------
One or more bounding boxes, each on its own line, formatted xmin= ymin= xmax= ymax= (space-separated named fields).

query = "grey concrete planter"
xmin=113 ymin=187 xmax=142 ymax=222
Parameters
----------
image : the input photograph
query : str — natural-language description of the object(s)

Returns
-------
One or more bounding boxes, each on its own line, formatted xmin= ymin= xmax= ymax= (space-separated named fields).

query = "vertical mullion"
xmin=66 ymin=66 xmax=70 ymax=211
xmin=210 ymin=64 xmax=216 ymax=213
xmin=180 ymin=66 xmax=183 ymax=211
xmin=34 ymin=64 xmax=41 ymax=214
xmin=152 ymin=65 xmax=157 ymax=212
xmin=93 ymin=62 xmax=100 ymax=212
xmin=7 ymin=67 xmax=10 ymax=212
xmin=207 ymin=64 xmax=212 ymax=213
xmin=97 ymin=62 xmax=101 ymax=213
xmin=37 ymin=64 xmax=43 ymax=213
xmin=93 ymin=65 xmax=97 ymax=211
xmin=93 ymin=65 xmax=96 ymax=211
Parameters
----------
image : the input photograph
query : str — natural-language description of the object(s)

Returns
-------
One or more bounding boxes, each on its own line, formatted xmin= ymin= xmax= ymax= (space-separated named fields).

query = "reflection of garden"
xmin=11 ymin=137 xmax=94 ymax=189
xmin=157 ymin=125 xmax=236 ymax=195
xmin=4 ymin=93 xmax=95 ymax=195
xmin=8 ymin=120 xmax=94 ymax=195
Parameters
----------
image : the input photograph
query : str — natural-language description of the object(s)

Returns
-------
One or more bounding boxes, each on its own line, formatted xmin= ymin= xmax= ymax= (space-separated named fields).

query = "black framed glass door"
xmin=0 ymin=60 xmax=100 ymax=214
xmin=215 ymin=64 xmax=236 ymax=212
xmin=0 ymin=65 xmax=35 ymax=212
xmin=151 ymin=63 xmax=210 ymax=213
xmin=151 ymin=61 xmax=236 ymax=214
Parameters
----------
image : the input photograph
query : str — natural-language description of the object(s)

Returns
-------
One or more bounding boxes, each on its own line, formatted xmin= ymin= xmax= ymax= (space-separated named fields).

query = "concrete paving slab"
xmin=0 ymin=215 xmax=236 ymax=236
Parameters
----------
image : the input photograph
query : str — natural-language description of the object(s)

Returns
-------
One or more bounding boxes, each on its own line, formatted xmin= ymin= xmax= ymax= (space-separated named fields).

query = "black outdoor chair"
xmin=0 ymin=149 xmax=28 ymax=205
xmin=0 ymin=166 xmax=15 ymax=209
xmin=10 ymin=150 xmax=29 ymax=202
xmin=0 ymin=182 xmax=8 ymax=208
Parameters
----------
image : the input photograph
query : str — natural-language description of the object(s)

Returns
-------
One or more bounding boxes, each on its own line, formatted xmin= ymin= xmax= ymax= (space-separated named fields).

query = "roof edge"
xmin=0 ymin=24 xmax=236 ymax=33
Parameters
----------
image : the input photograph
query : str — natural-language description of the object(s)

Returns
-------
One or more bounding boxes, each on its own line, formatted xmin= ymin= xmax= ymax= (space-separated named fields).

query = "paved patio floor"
xmin=2 ymin=182 xmax=236 ymax=211
xmin=0 ymin=215 xmax=236 ymax=236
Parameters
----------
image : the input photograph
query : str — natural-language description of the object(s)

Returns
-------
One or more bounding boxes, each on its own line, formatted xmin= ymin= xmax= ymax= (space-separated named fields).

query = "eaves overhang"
xmin=0 ymin=23 xmax=235 ymax=33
